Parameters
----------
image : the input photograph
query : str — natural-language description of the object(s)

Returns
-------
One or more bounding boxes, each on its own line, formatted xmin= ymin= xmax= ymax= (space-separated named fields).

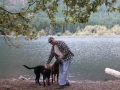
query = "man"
xmin=45 ymin=37 xmax=74 ymax=89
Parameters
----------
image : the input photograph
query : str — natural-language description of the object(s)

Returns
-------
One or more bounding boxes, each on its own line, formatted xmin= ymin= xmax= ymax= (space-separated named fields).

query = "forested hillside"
xmin=1 ymin=0 xmax=120 ymax=36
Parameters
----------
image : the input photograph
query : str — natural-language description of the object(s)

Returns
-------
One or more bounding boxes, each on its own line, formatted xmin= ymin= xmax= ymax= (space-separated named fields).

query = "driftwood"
xmin=105 ymin=68 xmax=120 ymax=78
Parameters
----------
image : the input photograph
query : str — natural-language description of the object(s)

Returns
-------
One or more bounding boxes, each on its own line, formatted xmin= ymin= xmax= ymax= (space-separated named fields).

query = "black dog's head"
xmin=42 ymin=69 xmax=51 ymax=76
xmin=42 ymin=68 xmax=51 ymax=86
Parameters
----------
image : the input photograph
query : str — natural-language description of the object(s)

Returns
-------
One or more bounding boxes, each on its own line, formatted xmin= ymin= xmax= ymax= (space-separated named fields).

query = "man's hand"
xmin=58 ymin=55 xmax=63 ymax=60
xmin=45 ymin=64 xmax=49 ymax=68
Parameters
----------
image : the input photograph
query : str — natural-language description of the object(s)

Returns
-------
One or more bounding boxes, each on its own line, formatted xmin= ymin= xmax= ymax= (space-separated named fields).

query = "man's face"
xmin=49 ymin=39 xmax=55 ymax=45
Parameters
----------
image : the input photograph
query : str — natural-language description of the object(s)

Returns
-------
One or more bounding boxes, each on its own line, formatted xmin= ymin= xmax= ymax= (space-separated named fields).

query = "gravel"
xmin=0 ymin=78 xmax=120 ymax=90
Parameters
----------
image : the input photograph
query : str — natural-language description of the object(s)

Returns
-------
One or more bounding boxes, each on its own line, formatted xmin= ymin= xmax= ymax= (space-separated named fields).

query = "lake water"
xmin=1 ymin=36 xmax=120 ymax=82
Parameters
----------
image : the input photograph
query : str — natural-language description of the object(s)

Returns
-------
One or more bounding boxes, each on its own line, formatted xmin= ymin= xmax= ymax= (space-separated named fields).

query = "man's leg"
xmin=59 ymin=58 xmax=72 ymax=86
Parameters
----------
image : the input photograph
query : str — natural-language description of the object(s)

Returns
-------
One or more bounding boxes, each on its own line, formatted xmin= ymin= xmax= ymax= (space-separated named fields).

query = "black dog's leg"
xmin=51 ymin=71 xmax=54 ymax=84
xmin=46 ymin=72 xmax=51 ymax=85
xmin=43 ymin=75 xmax=46 ymax=86
xmin=35 ymin=78 xmax=37 ymax=84
xmin=47 ymin=76 xmax=50 ymax=85
xmin=57 ymin=73 xmax=59 ymax=84
xmin=38 ymin=74 xmax=41 ymax=85
xmin=36 ymin=74 xmax=41 ymax=85
xmin=35 ymin=75 xmax=38 ymax=84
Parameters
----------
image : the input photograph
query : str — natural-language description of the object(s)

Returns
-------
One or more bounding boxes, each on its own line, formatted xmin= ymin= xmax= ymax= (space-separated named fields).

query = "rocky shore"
xmin=0 ymin=78 xmax=120 ymax=90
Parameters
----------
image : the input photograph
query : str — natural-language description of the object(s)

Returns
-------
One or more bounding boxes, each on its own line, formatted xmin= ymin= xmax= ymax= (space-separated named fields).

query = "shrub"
xmin=63 ymin=30 xmax=72 ymax=36
xmin=39 ymin=29 xmax=46 ymax=36
xmin=111 ymin=25 xmax=120 ymax=35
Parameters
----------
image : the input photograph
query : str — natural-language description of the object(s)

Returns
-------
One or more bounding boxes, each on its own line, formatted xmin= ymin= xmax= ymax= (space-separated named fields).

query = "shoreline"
xmin=1 ymin=78 xmax=120 ymax=90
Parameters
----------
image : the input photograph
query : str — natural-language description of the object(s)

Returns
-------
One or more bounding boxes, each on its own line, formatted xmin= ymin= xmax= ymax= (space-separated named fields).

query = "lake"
xmin=0 ymin=36 xmax=120 ymax=82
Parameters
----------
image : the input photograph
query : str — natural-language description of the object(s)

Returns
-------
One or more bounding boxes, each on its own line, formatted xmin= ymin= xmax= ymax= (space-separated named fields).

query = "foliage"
xmin=28 ymin=0 xmax=120 ymax=25
xmin=73 ymin=25 xmax=120 ymax=36
xmin=39 ymin=29 xmax=46 ymax=36
xmin=62 ymin=30 xmax=72 ymax=36
xmin=0 ymin=0 xmax=120 ymax=47
xmin=0 ymin=0 xmax=38 ymax=47
xmin=56 ymin=32 xmax=62 ymax=36
xmin=28 ymin=0 xmax=120 ymax=35
xmin=29 ymin=24 xmax=120 ymax=36
xmin=111 ymin=24 xmax=120 ymax=35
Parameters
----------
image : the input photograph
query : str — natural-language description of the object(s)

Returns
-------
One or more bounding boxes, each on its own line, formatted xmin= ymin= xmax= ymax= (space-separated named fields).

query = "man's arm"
xmin=45 ymin=46 xmax=55 ymax=68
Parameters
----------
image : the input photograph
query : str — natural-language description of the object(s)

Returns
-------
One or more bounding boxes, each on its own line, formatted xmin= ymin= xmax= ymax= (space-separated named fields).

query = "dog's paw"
xmin=39 ymin=83 xmax=42 ymax=85
xmin=46 ymin=81 xmax=50 ymax=85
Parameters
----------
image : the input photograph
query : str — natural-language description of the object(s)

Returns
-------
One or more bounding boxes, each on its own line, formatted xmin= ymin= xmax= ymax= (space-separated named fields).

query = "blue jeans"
xmin=59 ymin=58 xmax=73 ymax=86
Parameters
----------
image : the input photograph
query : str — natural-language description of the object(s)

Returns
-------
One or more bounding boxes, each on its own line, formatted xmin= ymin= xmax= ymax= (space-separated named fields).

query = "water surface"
xmin=0 ymin=36 xmax=120 ymax=82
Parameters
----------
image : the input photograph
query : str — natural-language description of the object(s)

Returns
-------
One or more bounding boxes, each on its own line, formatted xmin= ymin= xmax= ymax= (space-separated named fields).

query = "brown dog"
xmin=51 ymin=60 xmax=59 ymax=84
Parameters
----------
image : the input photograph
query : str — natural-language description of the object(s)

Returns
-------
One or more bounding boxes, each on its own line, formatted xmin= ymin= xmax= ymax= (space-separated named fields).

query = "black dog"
xmin=51 ymin=60 xmax=59 ymax=84
xmin=23 ymin=65 xmax=51 ymax=86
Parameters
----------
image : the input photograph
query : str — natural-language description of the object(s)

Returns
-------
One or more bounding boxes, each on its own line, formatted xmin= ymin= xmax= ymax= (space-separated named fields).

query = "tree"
xmin=0 ymin=0 xmax=120 ymax=47
xmin=0 ymin=0 xmax=38 ymax=47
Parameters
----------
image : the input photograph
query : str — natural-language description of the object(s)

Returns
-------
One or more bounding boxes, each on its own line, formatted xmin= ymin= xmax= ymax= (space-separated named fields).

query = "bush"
xmin=111 ymin=25 xmax=120 ymax=35
xmin=63 ymin=30 xmax=72 ymax=36
xmin=39 ymin=29 xmax=46 ymax=36
xmin=56 ymin=32 xmax=62 ymax=36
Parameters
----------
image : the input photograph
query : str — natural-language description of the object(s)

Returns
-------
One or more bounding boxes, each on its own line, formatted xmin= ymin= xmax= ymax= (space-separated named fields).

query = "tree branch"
xmin=27 ymin=0 xmax=37 ymax=11
xmin=0 ymin=30 xmax=18 ymax=48
xmin=0 ymin=7 xmax=29 ymax=22
xmin=6 ymin=14 xmax=13 ymax=31
xmin=0 ymin=7 xmax=17 ymax=14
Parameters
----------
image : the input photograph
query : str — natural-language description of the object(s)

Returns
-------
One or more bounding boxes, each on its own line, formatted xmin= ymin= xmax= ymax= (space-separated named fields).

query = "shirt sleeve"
xmin=46 ymin=46 xmax=55 ymax=64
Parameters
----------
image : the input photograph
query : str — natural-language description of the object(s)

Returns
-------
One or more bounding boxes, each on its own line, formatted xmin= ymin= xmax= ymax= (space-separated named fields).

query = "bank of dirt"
xmin=1 ymin=78 xmax=120 ymax=90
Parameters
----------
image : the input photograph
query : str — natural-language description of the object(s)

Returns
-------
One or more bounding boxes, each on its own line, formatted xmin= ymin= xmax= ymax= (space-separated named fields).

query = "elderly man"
xmin=45 ymin=37 xmax=74 ymax=89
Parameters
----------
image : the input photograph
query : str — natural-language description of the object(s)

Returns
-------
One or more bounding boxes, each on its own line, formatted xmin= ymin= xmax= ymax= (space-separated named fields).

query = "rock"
xmin=1 ymin=85 xmax=11 ymax=90
xmin=18 ymin=76 xmax=28 ymax=81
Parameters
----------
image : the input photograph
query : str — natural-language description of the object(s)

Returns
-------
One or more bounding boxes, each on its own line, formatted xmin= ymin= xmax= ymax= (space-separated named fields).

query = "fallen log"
xmin=105 ymin=68 xmax=120 ymax=78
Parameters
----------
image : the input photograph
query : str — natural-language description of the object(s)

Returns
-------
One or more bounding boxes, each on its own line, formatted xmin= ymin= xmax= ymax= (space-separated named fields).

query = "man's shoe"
xmin=65 ymin=82 xmax=70 ymax=86
xmin=55 ymin=85 xmax=65 ymax=89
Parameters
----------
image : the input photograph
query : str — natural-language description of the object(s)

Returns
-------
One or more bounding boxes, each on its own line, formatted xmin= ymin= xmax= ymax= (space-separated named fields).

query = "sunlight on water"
xmin=1 ymin=36 xmax=120 ymax=81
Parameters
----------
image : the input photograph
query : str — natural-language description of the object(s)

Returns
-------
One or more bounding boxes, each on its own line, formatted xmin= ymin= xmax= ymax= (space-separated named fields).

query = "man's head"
xmin=48 ymin=37 xmax=55 ymax=45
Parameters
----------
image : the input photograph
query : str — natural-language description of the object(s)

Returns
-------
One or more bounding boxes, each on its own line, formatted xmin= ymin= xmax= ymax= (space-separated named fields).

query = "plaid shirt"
xmin=46 ymin=40 xmax=74 ymax=64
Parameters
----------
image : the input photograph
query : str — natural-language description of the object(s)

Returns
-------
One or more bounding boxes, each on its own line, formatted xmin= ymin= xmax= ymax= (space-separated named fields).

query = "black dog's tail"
xmin=23 ymin=65 xmax=35 ymax=69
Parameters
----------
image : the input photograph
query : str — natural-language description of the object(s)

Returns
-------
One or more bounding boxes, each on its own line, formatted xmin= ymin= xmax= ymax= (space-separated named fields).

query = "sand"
xmin=0 ymin=78 xmax=120 ymax=90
